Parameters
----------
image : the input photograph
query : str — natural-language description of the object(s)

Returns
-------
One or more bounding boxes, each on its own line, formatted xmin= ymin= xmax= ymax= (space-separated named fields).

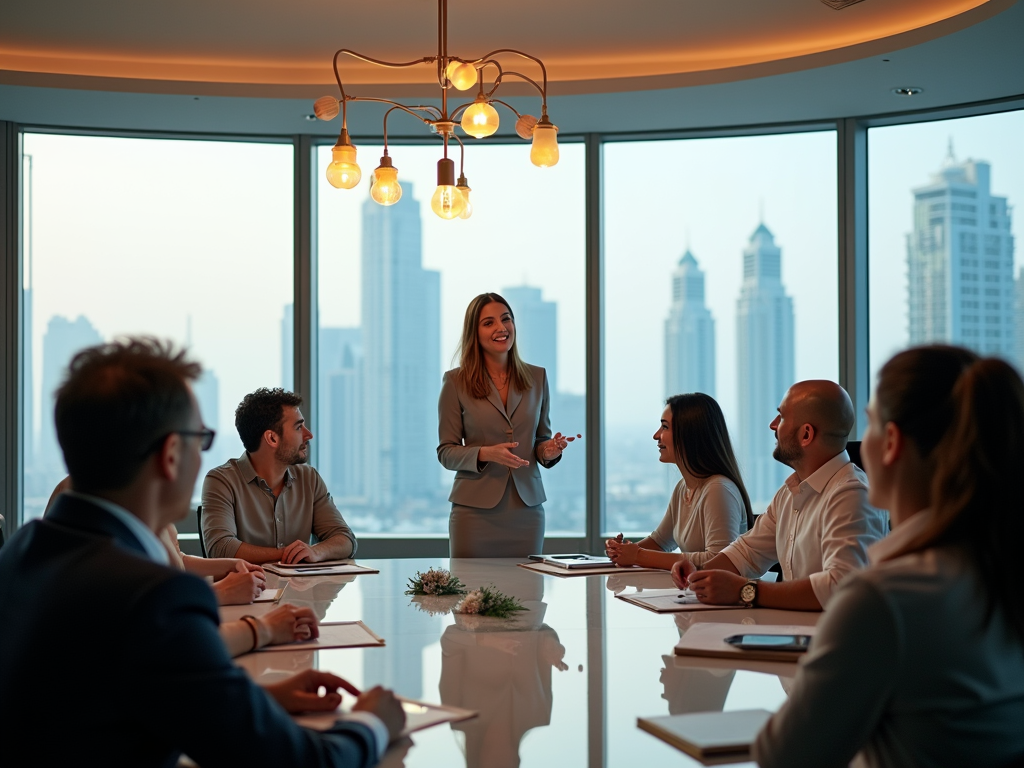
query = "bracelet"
xmin=240 ymin=615 xmax=261 ymax=651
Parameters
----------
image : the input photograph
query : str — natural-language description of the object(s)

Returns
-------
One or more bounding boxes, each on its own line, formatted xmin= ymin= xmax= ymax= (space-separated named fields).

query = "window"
xmin=315 ymin=141 xmax=586 ymax=536
xmin=21 ymin=134 xmax=294 ymax=520
xmin=603 ymin=131 xmax=838 ymax=535
xmin=868 ymin=110 xmax=1024 ymax=388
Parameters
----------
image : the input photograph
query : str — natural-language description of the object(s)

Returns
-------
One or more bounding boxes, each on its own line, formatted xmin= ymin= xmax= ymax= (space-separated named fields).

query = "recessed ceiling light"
xmin=820 ymin=0 xmax=866 ymax=8
xmin=891 ymin=87 xmax=923 ymax=97
xmin=304 ymin=114 xmax=318 ymax=121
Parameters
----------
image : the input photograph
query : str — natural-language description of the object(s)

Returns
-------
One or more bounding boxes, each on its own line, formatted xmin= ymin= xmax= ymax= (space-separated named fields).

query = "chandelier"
xmin=312 ymin=0 xmax=558 ymax=221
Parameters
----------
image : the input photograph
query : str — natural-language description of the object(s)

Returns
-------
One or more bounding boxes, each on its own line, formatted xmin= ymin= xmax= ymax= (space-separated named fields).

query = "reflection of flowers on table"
xmin=405 ymin=568 xmax=468 ymax=596
xmin=455 ymin=586 xmax=527 ymax=619
xmin=409 ymin=594 xmax=461 ymax=617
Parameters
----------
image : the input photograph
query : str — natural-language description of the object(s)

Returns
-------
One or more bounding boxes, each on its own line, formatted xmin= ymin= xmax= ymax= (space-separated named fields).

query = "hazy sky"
xmin=22 ymin=110 xmax=1022 ymax=454
xmin=867 ymin=109 xmax=1024 ymax=384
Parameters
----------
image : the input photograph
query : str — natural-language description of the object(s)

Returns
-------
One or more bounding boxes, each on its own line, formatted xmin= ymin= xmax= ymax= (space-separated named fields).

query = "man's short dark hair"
xmin=235 ymin=388 xmax=303 ymax=452
xmin=54 ymin=337 xmax=201 ymax=494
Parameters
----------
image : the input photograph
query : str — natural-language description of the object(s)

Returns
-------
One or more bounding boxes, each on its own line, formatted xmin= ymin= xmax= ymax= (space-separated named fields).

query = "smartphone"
xmin=724 ymin=634 xmax=812 ymax=652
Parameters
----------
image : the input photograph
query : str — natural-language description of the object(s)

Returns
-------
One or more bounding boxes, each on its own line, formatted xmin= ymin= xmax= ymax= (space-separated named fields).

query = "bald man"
xmin=672 ymin=381 xmax=887 ymax=611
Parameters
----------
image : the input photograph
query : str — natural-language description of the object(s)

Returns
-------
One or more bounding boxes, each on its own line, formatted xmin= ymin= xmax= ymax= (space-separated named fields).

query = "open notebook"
xmin=296 ymin=698 xmax=477 ymax=738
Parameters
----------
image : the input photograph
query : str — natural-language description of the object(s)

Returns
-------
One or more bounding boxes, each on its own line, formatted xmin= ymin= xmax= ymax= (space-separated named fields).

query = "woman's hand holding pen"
xmin=605 ymin=532 xmax=640 ymax=567
xmin=537 ymin=432 xmax=582 ymax=462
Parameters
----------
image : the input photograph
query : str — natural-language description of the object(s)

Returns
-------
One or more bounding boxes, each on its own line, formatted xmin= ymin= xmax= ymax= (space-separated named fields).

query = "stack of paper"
xmin=264 ymin=560 xmax=380 ymax=577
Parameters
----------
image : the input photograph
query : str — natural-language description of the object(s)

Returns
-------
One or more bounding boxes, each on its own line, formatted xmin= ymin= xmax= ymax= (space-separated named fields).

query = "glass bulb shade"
xmin=461 ymin=101 xmax=500 ymax=139
xmin=446 ymin=61 xmax=478 ymax=91
xmin=431 ymin=184 xmax=466 ymax=219
xmin=326 ymin=145 xmax=361 ymax=189
xmin=370 ymin=165 xmax=403 ymax=206
xmin=456 ymin=184 xmax=473 ymax=219
xmin=530 ymin=123 xmax=560 ymax=167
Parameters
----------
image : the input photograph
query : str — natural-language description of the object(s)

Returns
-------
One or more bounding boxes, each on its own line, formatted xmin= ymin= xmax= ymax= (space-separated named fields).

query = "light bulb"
xmin=456 ymin=175 xmax=473 ymax=219
xmin=326 ymin=138 xmax=361 ymax=189
xmin=445 ymin=61 xmax=478 ymax=91
xmin=530 ymin=119 xmax=559 ymax=167
xmin=461 ymin=98 xmax=499 ymax=139
xmin=370 ymin=158 xmax=402 ymax=206
xmin=431 ymin=185 xmax=466 ymax=219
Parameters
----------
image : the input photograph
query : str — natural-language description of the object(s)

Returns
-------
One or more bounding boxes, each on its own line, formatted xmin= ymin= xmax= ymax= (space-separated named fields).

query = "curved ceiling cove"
xmin=0 ymin=0 xmax=1011 ymax=96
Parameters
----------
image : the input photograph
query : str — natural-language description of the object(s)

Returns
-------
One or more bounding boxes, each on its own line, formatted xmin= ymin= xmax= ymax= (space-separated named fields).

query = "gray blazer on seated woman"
xmin=438 ymin=292 xmax=578 ymax=558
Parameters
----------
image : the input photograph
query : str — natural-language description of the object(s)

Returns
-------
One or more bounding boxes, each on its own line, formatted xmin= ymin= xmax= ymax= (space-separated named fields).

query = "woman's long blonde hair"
xmin=456 ymin=292 xmax=534 ymax=399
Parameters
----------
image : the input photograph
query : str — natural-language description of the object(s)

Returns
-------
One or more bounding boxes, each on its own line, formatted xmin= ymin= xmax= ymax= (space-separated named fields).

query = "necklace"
xmin=487 ymin=369 xmax=510 ymax=389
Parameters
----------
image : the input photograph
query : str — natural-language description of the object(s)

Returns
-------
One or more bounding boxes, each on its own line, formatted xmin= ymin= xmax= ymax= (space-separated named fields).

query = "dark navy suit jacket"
xmin=0 ymin=494 xmax=379 ymax=768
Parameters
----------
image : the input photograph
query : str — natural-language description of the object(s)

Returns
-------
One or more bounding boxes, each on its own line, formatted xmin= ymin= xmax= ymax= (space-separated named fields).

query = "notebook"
xmin=674 ymin=622 xmax=819 ymax=662
xmin=638 ymin=709 xmax=772 ymax=762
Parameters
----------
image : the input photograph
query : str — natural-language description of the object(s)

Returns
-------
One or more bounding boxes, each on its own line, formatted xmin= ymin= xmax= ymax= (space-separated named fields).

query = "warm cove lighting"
xmin=313 ymin=0 xmax=558 ymax=220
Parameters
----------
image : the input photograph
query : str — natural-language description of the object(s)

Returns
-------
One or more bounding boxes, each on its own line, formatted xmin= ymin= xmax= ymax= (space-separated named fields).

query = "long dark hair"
xmin=666 ymin=393 xmax=754 ymax=532
xmin=456 ymin=292 xmax=533 ymax=399
xmin=877 ymin=345 xmax=1024 ymax=646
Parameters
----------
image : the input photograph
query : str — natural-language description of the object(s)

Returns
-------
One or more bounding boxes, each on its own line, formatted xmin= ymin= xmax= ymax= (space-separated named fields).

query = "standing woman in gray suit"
xmin=438 ymin=293 xmax=577 ymax=557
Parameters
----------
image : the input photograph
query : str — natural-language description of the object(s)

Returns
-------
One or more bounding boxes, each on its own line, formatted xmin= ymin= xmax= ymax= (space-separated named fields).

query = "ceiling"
xmin=0 ymin=0 xmax=1022 ymax=136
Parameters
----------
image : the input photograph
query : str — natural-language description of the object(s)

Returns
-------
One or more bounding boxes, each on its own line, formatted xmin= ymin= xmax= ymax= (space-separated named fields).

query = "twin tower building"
xmin=665 ymin=223 xmax=793 ymax=507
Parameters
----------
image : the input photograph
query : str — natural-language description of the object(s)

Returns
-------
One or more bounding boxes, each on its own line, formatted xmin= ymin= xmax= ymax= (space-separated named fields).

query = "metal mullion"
xmin=1 ymin=122 xmax=23 ymax=536
xmin=293 ymin=135 xmax=319 ymax=463
xmin=837 ymin=119 xmax=869 ymax=436
xmin=584 ymin=133 xmax=605 ymax=553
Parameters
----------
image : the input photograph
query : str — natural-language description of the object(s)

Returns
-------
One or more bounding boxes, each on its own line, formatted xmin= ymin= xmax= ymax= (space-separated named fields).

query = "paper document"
xmin=253 ymin=588 xmax=283 ymax=603
xmin=518 ymin=561 xmax=661 ymax=577
xmin=638 ymin=709 xmax=772 ymax=763
xmin=254 ymin=621 xmax=384 ymax=652
xmin=296 ymin=697 xmax=477 ymax=737
xmin=674 ymin=622 xmax=819 ymax=662
xmin=264 ymin=561 xmax=379 ymax=577
xmin=616 ymin=588 xmax=741 ymax=613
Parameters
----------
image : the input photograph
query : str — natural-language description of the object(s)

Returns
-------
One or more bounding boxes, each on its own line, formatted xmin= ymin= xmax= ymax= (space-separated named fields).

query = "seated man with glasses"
xmin=0 ymin=338 xmax=403 ymax=767
xmin=201 ymin=387 xmax=358 ymax=565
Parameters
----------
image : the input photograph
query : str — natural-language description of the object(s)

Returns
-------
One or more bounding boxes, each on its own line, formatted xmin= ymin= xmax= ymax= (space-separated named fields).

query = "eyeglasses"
xmin=178 ymin=428 xmax=216 ymax=452
xmin=142 ymin=427 xmax=216 ymax=457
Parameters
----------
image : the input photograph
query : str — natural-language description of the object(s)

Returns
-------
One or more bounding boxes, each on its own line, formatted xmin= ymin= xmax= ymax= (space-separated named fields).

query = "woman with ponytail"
xmin=755 ymin=345 xmax=1024 ymax=768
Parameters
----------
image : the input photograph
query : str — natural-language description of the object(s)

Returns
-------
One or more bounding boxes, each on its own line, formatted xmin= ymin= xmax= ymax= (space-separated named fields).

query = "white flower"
xmin=457 ymin=590 xmax=485 ymax=614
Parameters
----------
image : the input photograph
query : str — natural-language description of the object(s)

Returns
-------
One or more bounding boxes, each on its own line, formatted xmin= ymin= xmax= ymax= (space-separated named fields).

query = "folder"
xmin=674 ymin=622 xmax=819 ymax=662
xmin=638 ymin=709 xmax=772 ymax=763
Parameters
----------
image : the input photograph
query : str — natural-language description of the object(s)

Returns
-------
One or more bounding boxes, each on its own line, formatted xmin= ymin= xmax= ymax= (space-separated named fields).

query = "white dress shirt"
xmin=753 ymin=510 xmax=1024 ymax=768
xmin=648 ymin=476 xmax=746 ymax=567
xmin=719 ymin=450 xmax=887 ymax=607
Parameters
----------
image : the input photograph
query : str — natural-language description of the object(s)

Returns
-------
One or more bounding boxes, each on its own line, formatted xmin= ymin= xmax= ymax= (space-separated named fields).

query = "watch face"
xmin=740 ymin=583 xmax=757 ymax=603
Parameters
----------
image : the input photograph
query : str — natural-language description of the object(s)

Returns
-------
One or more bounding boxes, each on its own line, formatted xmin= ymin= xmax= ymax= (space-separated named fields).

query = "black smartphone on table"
xmin=724 ymin=634 xmax=812 ymax=652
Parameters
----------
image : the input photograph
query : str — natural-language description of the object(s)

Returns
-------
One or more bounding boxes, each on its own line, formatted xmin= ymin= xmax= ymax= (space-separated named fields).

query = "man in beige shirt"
xmin=672 ymin=380 xmax=888 ymax=611
xmin=202 ymin=388 xmax=357 ymax=564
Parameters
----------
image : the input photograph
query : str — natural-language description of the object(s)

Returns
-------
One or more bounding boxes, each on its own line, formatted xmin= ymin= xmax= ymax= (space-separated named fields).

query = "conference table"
xmin=225 ymin=558 xmax=820 ymax=768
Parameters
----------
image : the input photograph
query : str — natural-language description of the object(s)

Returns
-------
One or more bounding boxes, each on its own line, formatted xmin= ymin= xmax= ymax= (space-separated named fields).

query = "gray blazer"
xmin=437 ymin=364 xmax=560 ymax=509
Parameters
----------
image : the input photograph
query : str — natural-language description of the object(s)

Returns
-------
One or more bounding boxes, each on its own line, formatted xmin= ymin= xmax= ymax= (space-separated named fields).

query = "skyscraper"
xmin=361 ymin=184 xmax=442 ymax=509
xmin=664 ymin=249 xmax=716 ymax=398
xmin=502 ymin=285 xmax=557 ymax=389
xmin=907 ymin=143 xmax=1015 ymax=357
xmin=321 ymin=327 xmax=363 ymax=500
xmin=38 ymin=315 xmax=103 ymax=475
xmin=736 ymin=223 xmax=794 ymax=505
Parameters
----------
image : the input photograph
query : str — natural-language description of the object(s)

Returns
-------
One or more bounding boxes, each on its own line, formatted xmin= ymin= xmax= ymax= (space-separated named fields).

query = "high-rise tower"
xmin=664 ymin=249 xmax=716 ymax=398
xmin=908 ymin=143 xmax=1015 ymax=357
xmin=736 ymin=223 xmax=794 ymax=506
xmin=501 ymin=285 xmax=557 ymax=389
xmin=361 ymin=184 xmax=441 ymax=508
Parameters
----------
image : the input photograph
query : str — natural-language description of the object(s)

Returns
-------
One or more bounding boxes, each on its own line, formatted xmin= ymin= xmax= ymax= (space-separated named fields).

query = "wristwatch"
xmin=739 ymin=580 xmax=758 ymax=607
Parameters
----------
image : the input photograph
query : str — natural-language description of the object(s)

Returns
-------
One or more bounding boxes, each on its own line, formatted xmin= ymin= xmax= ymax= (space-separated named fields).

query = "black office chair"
xmin=847 ymin=440 xmax=864 ymax=470
xmin=196 ymin=504 xmax=207 ymax=558
xmin=0 ymin=513 xmax=5 ymax=550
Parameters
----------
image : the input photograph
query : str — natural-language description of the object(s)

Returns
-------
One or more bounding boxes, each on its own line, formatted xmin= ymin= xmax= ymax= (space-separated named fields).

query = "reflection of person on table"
xmin=202 ymin=387 xmax=358 ymax=565
xmin=438 ymin=293 xmax=578 ymax=557
xmin=672 ymin=380 xmax=887 ymax=611
xmin=439 ymin=618 xmax=567 ymax=768
xmin=755 ymin=347 xmax=1024 ymax=767
xmin=605 ymin=393 xmax=752 ymax=571
xmin=0 ymin=338 xmax=404 ymax=766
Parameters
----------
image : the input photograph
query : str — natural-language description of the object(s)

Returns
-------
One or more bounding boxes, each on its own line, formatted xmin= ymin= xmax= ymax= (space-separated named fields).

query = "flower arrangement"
xmin=404 ymin=568 xmax=468 ymax=596
xmin=455 ymin=585 xmax=527 ymax=619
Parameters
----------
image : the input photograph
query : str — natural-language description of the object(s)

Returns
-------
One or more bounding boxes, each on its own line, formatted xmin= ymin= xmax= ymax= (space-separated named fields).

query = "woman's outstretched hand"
xmin=537 ymin=432 xmax=582 ymax=462
xmin=479 ymin=442 xmax=530 ymax=469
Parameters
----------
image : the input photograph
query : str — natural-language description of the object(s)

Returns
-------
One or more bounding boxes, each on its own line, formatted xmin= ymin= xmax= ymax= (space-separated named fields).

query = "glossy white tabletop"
xmin=225 ymin=558 xmax=820 ymax=768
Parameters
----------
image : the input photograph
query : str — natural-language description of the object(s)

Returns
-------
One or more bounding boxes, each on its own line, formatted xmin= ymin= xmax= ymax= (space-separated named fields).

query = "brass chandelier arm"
xmin=489 ymin=99 xmax=523 ymax=119
xmin=488 ymin=70 xmax=544 ymax=101
xmin=333 ymin=48 xmax=436 ymax=100
xmin=349 ymin=97 xmax=442 ymax=124
xmin=473 ymin=48 xmax=549 ymax=108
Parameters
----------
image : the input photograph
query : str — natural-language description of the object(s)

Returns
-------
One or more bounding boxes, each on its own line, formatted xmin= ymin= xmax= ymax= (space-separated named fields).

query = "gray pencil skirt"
xmin=448 ymin=481 xmax=545 ymax=558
